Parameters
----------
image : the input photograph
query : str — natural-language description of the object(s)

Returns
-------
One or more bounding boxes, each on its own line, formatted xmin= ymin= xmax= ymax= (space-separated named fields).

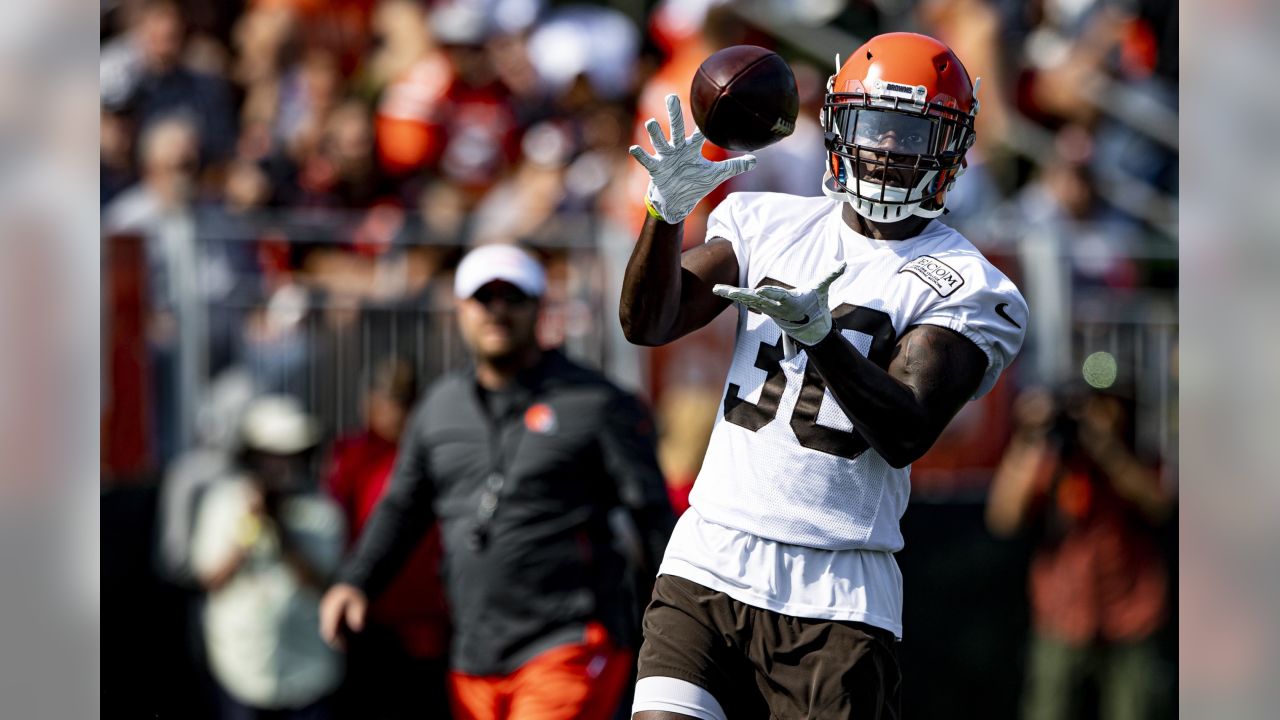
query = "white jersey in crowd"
xmin=660 ymin=192 xmax=1026 ymax=636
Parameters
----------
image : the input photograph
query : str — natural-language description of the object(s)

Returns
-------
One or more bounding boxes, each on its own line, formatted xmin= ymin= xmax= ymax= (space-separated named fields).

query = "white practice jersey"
xmin=688 ymin=192 xmax=1027 ymax=553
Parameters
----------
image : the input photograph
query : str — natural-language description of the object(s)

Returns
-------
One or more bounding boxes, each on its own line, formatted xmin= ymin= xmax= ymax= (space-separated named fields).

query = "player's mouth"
xmin=858 ymin=166 xmax=910 ymax=188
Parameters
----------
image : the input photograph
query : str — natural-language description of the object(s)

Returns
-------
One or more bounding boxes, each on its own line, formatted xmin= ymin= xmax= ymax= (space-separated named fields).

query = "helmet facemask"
xmin=821 ymin=79 xmax=977 ymax=223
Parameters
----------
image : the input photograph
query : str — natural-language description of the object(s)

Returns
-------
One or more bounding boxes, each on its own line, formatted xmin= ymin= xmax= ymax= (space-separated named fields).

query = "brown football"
xmin=691 ymin=45 xmax=799 ymax=152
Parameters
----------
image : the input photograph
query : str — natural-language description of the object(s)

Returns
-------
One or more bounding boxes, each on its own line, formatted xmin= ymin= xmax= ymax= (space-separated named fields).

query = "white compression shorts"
xmin=631 ymin=676 xmax=727 ymax=720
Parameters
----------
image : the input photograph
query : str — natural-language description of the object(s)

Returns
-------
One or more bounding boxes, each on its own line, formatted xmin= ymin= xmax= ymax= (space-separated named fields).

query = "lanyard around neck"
xmin=468 ymin=382 xmax=539 ymax=551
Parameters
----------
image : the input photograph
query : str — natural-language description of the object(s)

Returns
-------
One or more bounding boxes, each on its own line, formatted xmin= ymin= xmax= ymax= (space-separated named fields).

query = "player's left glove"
xmin=713 ymin=263 xmax=848 ymax=350
xmin=628 ymin=94 xmax=756 ymax=224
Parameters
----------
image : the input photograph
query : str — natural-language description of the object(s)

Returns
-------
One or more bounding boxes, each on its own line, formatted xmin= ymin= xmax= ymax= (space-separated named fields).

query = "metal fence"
xmin=192 ymin=208 xmax=616 ymax=441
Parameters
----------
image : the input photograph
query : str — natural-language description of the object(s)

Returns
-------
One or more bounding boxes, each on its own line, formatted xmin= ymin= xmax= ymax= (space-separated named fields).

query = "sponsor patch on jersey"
xmin=898 ymin=255 xmax=965 ymax=297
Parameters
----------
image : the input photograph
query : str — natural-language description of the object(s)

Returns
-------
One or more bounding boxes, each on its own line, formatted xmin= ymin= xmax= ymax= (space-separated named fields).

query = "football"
xmin=690 ymin=45 xmax=799 ymax=152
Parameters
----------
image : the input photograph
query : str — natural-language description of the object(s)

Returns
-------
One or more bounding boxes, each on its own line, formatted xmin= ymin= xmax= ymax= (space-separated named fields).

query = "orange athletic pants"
xmin=448 ymin=625 xmax=633 ymax=720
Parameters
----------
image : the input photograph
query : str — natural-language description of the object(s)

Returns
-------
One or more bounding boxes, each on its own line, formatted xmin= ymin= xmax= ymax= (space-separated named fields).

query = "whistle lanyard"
xmin=469 ymin=384 xmax=535 ymax=551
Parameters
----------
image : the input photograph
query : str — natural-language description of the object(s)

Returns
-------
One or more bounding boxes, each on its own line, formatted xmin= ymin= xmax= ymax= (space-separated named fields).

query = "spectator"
xmin=104 ymin=114 xmax=203 ymax=465
xmin=319 ymin=245 xmax=676 ymax=720
xmin=287 ymin=99 xmax=386 ymax=208
xmin=196 ymin=159 xmax=277 ymax=373
xmin=153 ymin=368 xmax=257 ymax=716
xmin=156 ymin=368 xmax=258 ymax=587
xmin=468 ymin=122 xmax=571 ymax=246
xmin=239 ymin=283 xmax=314 ymax=400
xmin=1005 ymin=125 xmax=1141 ymax=385
xmin=191 ymin=394 xmax=346 ymax=719
xmin=327 ymin=358 xmax=451 ymax=719
xmin=230 ymin=3 xmax=298 ymax=94
xmin=434 ymin=42 xmax=522 ymax=197
xmin=277 ymin=50 xmax=344 ymax=163
xmin=103 ymin=114 xmax=200 ymax=236
xmin=986 ymin=386 xmax=1171 ymax=720
xmin=101 ymin=109 xmax=136 ymax=206
xmin=102 ymin=0 xmax=237 ymax=163
xmin=372 ymin=0 xmax=455 ymax=176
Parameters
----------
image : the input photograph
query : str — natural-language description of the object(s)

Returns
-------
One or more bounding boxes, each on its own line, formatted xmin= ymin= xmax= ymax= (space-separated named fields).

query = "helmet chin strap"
xmin=821 ymin=166 xmax=945 ymax=223
xmin=821 ymin=170 xmax=851 ymax=202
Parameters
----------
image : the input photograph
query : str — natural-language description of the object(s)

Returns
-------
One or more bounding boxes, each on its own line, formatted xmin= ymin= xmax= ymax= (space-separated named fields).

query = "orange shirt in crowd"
xmin=1025 ymin=453 xmax=1167 ymax=645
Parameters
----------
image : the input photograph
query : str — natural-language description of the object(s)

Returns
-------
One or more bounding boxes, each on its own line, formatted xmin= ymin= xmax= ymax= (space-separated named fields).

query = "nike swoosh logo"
xmin=995 ymin=302 xmax=1022 ymax=328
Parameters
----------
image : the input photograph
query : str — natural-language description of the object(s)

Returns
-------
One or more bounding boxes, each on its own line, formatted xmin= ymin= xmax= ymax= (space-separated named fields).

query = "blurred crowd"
xmin=100 ymin=0 xmax=1178 ymax=718
xmin=98 ymin=0 xmax=1178 ymax=459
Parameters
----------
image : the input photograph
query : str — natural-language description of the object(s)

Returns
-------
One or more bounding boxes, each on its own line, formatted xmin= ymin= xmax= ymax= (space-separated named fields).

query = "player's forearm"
xmin=805 ymin=331 xmax=937 ymax=468
xmin=619 ymin=215 xmax=687 ymax=345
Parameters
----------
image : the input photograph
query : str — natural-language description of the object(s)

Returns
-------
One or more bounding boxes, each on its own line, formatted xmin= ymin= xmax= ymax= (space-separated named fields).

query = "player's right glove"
xmin=713 ymin=263 xmax=848 ymax=351
xmin=628 ymin=94 xmax=757 ymax=224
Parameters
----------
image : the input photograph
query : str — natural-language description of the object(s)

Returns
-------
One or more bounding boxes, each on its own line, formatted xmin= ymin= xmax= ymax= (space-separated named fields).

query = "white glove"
xmin=713 ymin=264 xmax=848 ymax=349
xmin=628 ymin=94 xmax=757 ymax=224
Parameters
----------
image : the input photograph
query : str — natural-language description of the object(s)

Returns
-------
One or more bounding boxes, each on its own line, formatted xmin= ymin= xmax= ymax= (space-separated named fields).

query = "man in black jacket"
xmin=320 ymin=244 xmax=675 ymax=720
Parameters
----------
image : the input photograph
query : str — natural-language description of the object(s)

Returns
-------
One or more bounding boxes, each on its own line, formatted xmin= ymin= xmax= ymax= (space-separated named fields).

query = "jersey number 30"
xmin=723 ymin=281 xmax=896 ymax=460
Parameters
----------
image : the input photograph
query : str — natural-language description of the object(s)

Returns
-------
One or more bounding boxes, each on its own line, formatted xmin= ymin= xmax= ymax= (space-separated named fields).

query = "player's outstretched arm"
xmin=805 ymin=324 xmax=988 ymax=468
xmin=620 ymin=220 xmax=738 ymax=346
xmin=619 ymin=94 xmax=754 ymax=346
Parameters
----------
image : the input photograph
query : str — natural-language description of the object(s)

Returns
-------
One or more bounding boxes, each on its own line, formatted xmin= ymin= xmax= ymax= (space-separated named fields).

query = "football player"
xmin=620 ymin=33 xmax=1028 ymax=719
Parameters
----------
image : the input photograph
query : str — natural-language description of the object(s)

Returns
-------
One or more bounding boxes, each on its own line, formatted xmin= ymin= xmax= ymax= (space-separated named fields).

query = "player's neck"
xmin=842 ymin=203 xmax=933 ymax=241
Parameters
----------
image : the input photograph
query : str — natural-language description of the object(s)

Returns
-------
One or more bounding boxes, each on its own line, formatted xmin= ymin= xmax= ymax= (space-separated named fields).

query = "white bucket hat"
xmin=239 ymin=395 xmax=321 ymax=455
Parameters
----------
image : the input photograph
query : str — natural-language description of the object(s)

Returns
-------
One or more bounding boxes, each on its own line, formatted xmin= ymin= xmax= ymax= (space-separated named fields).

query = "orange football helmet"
xmin=821 ymin=32 xmax=979 ymax=222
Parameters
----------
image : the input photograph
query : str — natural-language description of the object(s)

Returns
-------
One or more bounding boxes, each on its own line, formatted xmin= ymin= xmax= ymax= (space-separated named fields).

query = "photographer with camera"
xmin=190 ymin=394 xmax=346 ymax=719
xmin=987 ymin=385 xmax=1171 ymax=720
